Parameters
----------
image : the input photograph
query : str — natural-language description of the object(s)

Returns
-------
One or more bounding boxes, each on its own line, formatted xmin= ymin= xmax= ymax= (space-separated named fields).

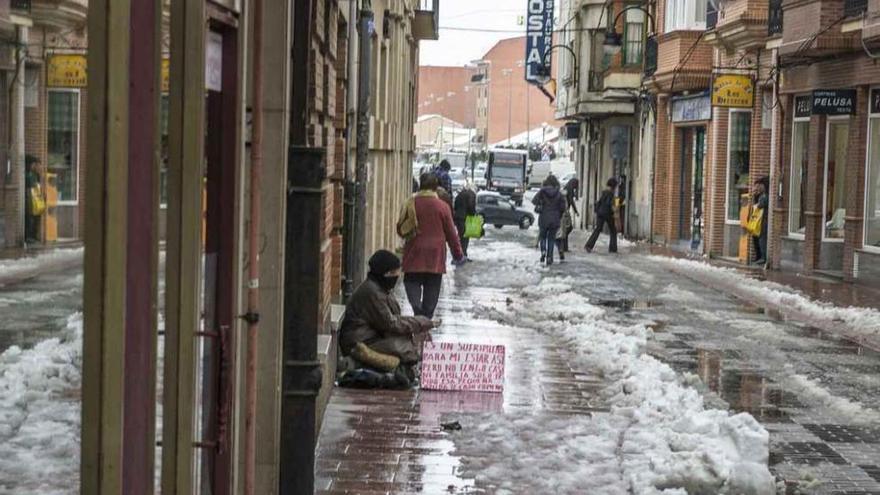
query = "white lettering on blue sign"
xmin=525 ymin=0 xmax=554 ymax=84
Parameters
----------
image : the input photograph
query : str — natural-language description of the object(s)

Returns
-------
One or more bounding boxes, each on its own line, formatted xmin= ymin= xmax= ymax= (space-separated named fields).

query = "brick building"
xmin=417 ymin=66 xmax=476 ymax=128
xmin=479 ymin=36 xmax=561 ymax=146
xmin=769 ymin=0 xmax=880 ymax=284
xmin=1 ymin=2 xmax=88 ymax=247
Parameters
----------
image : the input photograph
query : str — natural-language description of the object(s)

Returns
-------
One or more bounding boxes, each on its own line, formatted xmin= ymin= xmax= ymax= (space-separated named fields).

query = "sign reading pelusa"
xmin=812 ymin=89 xmax=856 ymax=115
xmin=525 ymin=0 xmax=554 ymax=85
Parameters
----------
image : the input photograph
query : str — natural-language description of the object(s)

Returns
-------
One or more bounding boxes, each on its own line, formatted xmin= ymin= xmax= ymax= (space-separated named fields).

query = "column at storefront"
xmin=843 ymin=87 xmax=869 ymax=281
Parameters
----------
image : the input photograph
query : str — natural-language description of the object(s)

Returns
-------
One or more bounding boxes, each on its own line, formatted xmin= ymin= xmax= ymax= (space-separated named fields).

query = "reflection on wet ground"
xmin=317 ymin=229 xmax=880 ymax=494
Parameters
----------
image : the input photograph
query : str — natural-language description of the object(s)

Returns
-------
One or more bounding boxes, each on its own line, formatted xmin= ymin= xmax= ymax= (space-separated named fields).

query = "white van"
xmin=527 ymin=161 xmax=553 ymax=188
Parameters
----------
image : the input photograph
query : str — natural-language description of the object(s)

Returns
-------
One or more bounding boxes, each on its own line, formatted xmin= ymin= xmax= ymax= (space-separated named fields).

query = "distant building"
xmin=417 ymin=37 xmax=562 ymax=150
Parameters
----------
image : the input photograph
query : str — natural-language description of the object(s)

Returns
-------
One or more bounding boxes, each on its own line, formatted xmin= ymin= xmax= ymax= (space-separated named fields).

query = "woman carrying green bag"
xmin=453 ymin=180 xmax=478 ymax=260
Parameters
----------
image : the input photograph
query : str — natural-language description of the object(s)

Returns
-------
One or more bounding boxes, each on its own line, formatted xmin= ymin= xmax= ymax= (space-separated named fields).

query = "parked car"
xmin=476 ymin=191 xmax=534 ymax=230
xmin=472 ymin=164 xmax=488 ymax=189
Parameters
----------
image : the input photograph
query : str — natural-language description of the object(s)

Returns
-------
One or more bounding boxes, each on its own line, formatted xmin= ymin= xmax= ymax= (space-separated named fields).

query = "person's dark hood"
xmin=540 ymin=186 xmax=560 ymax=198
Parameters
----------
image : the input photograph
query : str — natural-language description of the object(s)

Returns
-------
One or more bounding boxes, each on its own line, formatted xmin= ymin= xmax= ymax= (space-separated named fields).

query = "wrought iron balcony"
xmin=768 ymin=0 xmax=783 ymax=35
xmin=11 ymin=0 xmax=30 ymax=11
xmin=844 ymin=0 xmax=867 ymax=17
xmin=414 ymin=0 xmax=439 ymax=41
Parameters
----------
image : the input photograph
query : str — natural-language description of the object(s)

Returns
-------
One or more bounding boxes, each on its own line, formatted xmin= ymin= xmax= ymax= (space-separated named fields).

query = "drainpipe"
xmin=767 ymin=48 xmax=781 ymax=270
xmin=352 ymin=2 xmax=373 ymax=289
xmin=244 ymin=0 xmax=263 ymax=490
xmin=342 ymin=0 xmax=359 ymax=300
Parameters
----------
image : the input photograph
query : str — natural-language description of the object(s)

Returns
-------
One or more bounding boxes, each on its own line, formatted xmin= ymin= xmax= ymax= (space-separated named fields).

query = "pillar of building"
xmin=652 ymin=95 xmax=669 ymax=242
xmin=81 ymin=0 xmax=162 ymax=492
xmin=844 ymin=86 xmax=869 ymax=280
xmin=4 ymin=24 xmax=27 ymax=247
xmin=252 ymin=0 xmax=292 ymax=492
xmin=803 ymin=115 xmax=827 ymax=272
xmin=161 ymin=0 xmax=206 ymax=491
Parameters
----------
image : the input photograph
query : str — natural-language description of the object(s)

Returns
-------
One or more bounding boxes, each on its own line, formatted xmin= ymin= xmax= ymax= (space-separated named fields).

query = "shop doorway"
xmin=678 ymin=126 xmax=706 ymax=250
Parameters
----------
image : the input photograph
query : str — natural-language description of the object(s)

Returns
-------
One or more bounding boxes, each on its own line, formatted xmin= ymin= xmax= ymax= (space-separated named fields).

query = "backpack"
xmin=594 ymin=191 xmax=613 ymax=218
xmin=397 ymin=197 xmax=419 ymax=241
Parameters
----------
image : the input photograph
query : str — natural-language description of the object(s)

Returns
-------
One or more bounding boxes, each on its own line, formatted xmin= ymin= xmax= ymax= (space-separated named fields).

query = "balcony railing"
xmin=414 ymin=0 xmax=439 ymax=40
xmin=707 ymin=3 xmax=718 ymax=29
xmin=768 ymin=0 xmax=783 ymax=35
xmin=844 ymin=0 xmax=867 ymax=17
xmin=11 ymin=0 xmax=30 ymax=11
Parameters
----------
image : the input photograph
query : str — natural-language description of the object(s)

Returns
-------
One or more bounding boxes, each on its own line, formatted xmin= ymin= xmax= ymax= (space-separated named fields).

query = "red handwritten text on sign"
xmin=421 ymin=342 xmax=505 ymax=393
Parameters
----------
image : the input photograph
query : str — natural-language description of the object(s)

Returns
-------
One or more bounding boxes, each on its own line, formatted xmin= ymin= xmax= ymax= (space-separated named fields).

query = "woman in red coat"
xmin=402 ymin=173 xmax=465 ymax=318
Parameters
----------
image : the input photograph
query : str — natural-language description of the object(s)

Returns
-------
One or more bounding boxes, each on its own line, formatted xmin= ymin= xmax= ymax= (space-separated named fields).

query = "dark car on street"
xmin=476 ymin=191 xmax=534 ymax=230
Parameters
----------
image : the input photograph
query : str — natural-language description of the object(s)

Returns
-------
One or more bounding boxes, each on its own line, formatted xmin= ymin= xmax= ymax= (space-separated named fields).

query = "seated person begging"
xmin=339 ymin=249 xmax=435 ymax=387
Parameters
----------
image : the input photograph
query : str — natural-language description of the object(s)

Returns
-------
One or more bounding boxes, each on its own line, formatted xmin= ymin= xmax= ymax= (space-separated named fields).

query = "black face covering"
xmin=377 ymin=275 xmax=399 ymax=292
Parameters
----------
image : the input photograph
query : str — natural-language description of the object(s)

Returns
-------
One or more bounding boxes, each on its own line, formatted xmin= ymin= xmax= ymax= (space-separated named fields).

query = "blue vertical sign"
xmin=525 ymin=0 xmax=554 ymax=84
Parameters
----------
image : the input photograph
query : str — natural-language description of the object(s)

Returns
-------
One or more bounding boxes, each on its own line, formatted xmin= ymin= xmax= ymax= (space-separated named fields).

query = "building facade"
xmin=770 ymin=0 xmax=880 ymax=283
xmin=556 ymin=0 xmax=651 ymax=238
xmin=417 ymin=65 xmax=477 ymax=129
xmin=1 ymin=1 xmax=88 ymax=247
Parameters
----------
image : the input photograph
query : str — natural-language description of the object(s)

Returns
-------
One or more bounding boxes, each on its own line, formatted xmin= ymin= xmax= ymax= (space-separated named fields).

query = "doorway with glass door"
xmin=678 ymin=126 xmax=706 ymax=251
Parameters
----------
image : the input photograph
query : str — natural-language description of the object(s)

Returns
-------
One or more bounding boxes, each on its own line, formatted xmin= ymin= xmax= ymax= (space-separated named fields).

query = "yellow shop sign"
xmin=712 ymin=74 xmax=754 ymax=108
xmin=48 ymin=54 xmax=87 ymax=88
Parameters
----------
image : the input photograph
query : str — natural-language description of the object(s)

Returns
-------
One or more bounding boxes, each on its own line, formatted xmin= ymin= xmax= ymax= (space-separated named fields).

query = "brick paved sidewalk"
xmin=315 ymin=283 xmax=608 ymax=494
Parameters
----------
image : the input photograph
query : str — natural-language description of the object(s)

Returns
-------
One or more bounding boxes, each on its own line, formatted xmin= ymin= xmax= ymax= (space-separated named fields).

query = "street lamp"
xmin=602 ymin=6 xmax=656 ymax=58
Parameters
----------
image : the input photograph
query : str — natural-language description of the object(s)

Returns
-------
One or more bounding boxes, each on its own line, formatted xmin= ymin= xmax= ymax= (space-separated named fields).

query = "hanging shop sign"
xmin=711 ymin=74 xmax=754 ymax=108
xmin=794 ymin=95 xmax=812 ymax=118
xmin=811 ymin=89 xmax=856 ymax=115
xmin=870 ymin=89 xmax=880 ymax=115
xmin=48 ymin=54 xmax=87 ymax=88
xmin=524 ymin=0 xmax=554 ymax=85
xmin=671 ymin=93 xmax=711 ymax=123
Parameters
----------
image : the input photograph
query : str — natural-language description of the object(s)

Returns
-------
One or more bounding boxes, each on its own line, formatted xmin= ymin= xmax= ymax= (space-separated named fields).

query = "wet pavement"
xmin=317 ymin=227 xmax=880 ymax=494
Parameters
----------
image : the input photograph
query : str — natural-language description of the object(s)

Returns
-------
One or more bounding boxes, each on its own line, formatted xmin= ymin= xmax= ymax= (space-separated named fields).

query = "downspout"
xmin=342 ymin=0 xmax=359 ymax=300
xmin=352 ymin=1 xmax=373 ymax=287
xmin=244 ymin=0 xmax=263 ymax=490
xmin=768 ymin=48 xmax=781 ymax=270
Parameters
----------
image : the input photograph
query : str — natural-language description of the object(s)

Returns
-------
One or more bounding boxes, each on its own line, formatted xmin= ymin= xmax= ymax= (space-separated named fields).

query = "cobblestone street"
xmin=316 ymin=228 xmax=880 ymax=494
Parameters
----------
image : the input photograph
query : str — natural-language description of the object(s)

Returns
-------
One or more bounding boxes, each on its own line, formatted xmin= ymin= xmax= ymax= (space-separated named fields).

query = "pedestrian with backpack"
xmin=585 ymin=178 xmax=618 ymax=253
xmin=532 ymin=175 xmax=567 ymax=265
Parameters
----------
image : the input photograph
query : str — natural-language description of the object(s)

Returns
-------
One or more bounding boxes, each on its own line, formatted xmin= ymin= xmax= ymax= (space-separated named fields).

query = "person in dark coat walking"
xmin=340 ymin=250 xmax=434 ymax=365
xmin=453 ymin=181 xmax=477 ymax=259
xmin=752 ymin=177 xmax=770 ymax=266
xmin=532 ymin=175 xmax=567 ymax=265
xmin=402 ymin=173 xmax=465 ymax=318
xmin=434 ymin=159 xmax=454 ymax=195
xmin=585 ymin=177 xmax=618 ymax=253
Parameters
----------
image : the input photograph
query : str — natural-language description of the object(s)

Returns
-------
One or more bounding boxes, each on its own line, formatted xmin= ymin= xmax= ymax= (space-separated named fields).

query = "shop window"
xmin=624 ymin=6 xmax=646 ymax=66
xmin=824 ymin=119 xmax=849 ymax=239
xmin=48 ymin=90 xmax=80 ymax=203
xmin=665 ymin=0 xmax=707 ymax=32
xmin=788 ymin=120 xmax=809 ymax=236
xmin=866 ymin=114 xmax=880 ymax=249
xmin=727 ymin=110 xmax=751 ymax=221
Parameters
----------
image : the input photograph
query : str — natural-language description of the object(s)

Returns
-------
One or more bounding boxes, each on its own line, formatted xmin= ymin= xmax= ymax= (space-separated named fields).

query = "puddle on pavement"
xmin=695 ymin=348 xmax=799 ymax=421
xmin=597 ymin=299 xmax=661 ymax=312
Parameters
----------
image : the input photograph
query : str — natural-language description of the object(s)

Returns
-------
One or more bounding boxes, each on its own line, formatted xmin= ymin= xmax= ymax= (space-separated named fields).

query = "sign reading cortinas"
xmin=48 ymin=54 xmax=87 ymax=88
xmin=524 ymin=0 xmax=554 ymax=85
xmin=711 ymin=74 xmax=754 ymax=108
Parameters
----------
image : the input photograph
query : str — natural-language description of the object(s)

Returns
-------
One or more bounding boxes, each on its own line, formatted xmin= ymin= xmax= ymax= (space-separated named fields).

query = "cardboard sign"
xmin=421 ymin=342 xmax=505 ymax=393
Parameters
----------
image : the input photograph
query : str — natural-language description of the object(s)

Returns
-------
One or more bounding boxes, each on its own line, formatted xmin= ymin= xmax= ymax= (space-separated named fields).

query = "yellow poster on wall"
xmin=712 ymin=74 xmax=754 ymax=108
xmin=162 ymin=58 xmax=170 ymax=92
xmin=47 ymin=55 xmax=88 ymax=88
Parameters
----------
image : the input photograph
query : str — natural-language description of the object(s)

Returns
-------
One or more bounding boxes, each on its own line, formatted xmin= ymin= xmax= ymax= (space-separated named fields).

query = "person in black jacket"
xmin=532 ymin=175 xmax=567 ymax=265
xmin=585 ymin=177 xmax=618 ymax=253
xmin=453 ymin=181 xmax=477 ymax=259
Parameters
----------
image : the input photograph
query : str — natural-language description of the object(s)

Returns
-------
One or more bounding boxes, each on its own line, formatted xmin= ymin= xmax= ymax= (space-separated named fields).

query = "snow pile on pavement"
xmin=0 ymin=247 xmax=83 ymax=283
xmin=0 ymin=313 xmax=82 ymax=493
xmin=782 ymin=371 xmax=880 ymax=424
xmin=651 ymin=256 xmax=880 ymax=342
xmin=464 ymin=274 xmax=775 ymax=494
